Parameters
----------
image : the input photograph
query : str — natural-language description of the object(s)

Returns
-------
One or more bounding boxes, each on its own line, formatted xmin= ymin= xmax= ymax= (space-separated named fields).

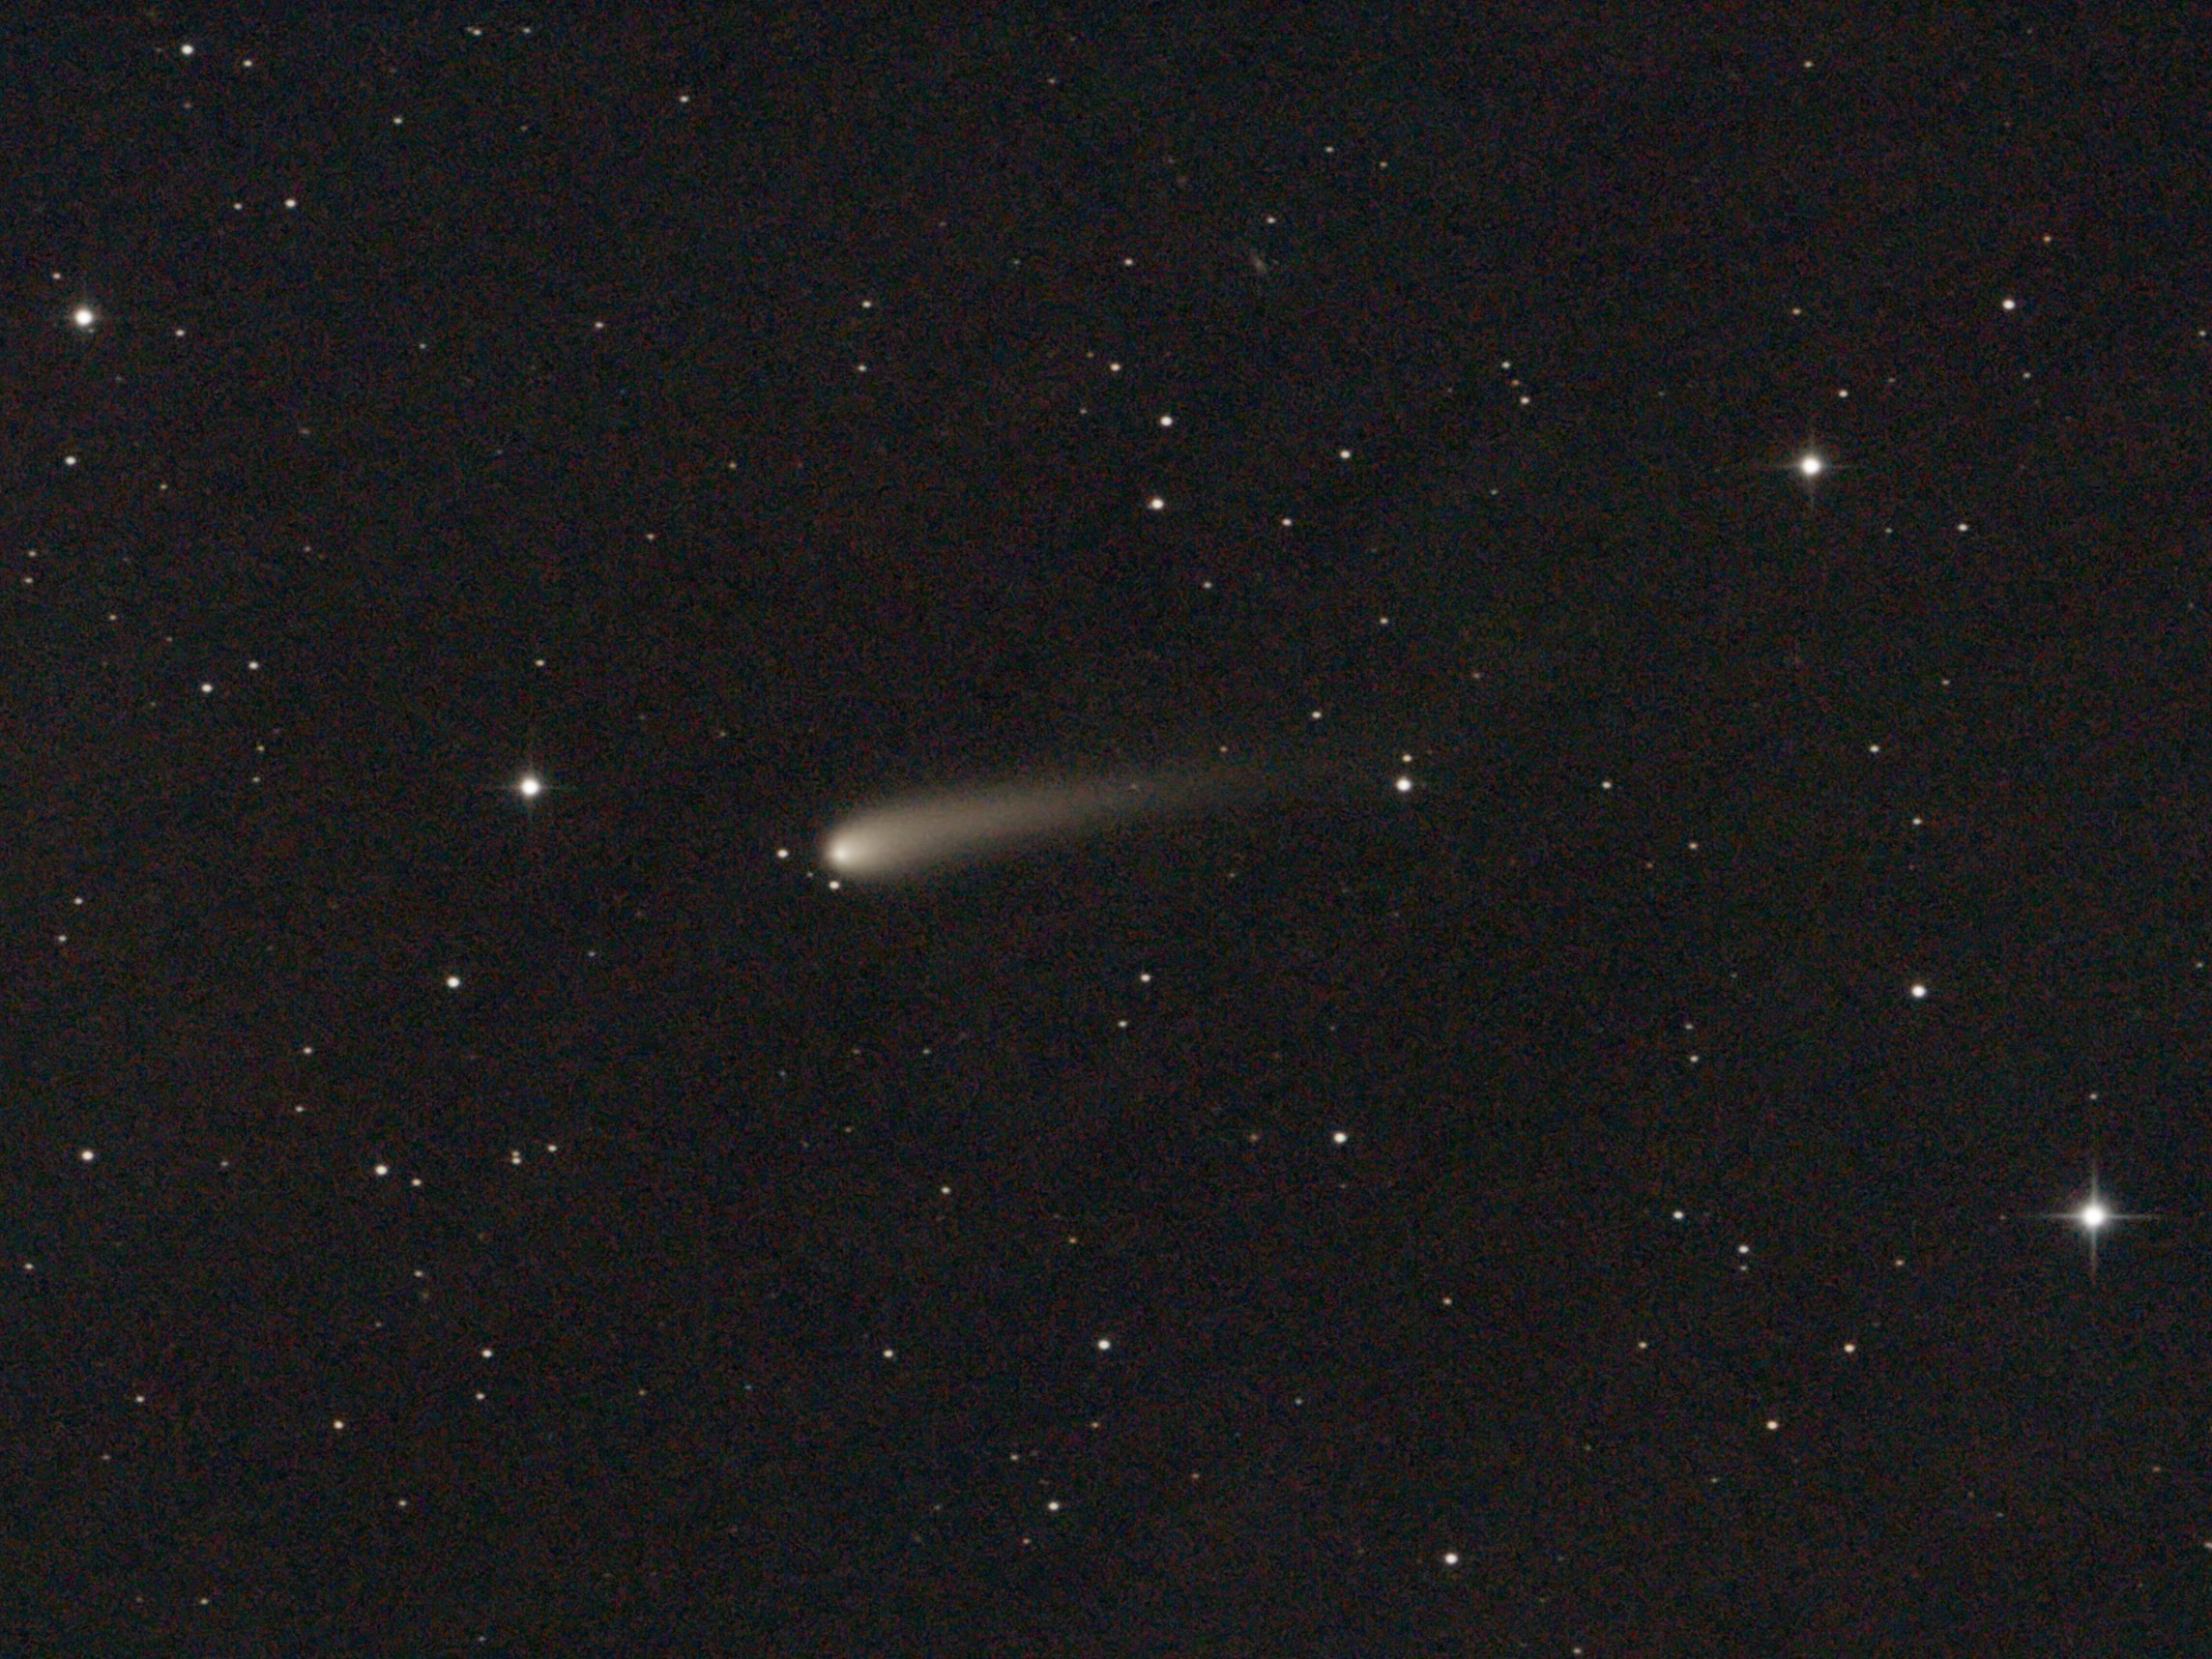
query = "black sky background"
xmin=7 ymin=6 xmax=2212 ymax=1652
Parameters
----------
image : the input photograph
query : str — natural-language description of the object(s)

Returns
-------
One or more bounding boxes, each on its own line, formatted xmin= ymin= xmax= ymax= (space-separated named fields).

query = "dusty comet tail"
xmin=822 ymin=772 xmax=1216 ymax=880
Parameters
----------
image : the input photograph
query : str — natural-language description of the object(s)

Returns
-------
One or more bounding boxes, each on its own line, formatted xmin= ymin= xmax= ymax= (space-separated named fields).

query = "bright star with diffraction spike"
xmin=2023 ymin=1169 xmax=2160 ymax=1281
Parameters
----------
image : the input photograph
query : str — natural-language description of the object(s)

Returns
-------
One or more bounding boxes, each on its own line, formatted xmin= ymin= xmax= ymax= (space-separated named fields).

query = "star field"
xmin=9 ymin=12 xmax=2212 ymax=1652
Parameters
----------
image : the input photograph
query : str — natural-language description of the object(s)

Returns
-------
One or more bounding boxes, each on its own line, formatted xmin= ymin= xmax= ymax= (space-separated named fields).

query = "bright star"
xmin=1788 ymin=444 xmax=1844 ymax=506
xmin=484 ymin=733 xmax=559 ymax=828
xmin=1752 ymin=423 xmax=1853 ymax=509
xmin=2024 ymin=1169 xmax=2158 ymax=1280
xmin=500 ymin=722 xmax=557 ymax=813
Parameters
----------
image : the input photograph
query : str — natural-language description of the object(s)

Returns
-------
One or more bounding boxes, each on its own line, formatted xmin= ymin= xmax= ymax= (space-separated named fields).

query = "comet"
xmin=818 ymin=702 xmax=1426 ymax=885
xmin=821 ymin=769 xmax=1237 ymax=882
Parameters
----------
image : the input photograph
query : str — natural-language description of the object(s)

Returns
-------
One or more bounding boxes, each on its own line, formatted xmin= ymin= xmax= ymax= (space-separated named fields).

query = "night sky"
xmin=10 ymin=10 xmax=2212 ymax=1652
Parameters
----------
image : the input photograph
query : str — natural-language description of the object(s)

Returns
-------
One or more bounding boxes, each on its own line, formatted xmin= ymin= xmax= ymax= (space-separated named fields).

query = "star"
xmin=2024 ymin=1168 xmax=2159 ymax=1280
xmin=483 ymin=727 xmax=561 ymax=851
xmin=1785 ymin=445 xmax=1844 ymax=508
xmin=1752 ymin=422 xmax=1854 ymax=509
xmin=501 ymin=722 xmax=559 ymax=814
